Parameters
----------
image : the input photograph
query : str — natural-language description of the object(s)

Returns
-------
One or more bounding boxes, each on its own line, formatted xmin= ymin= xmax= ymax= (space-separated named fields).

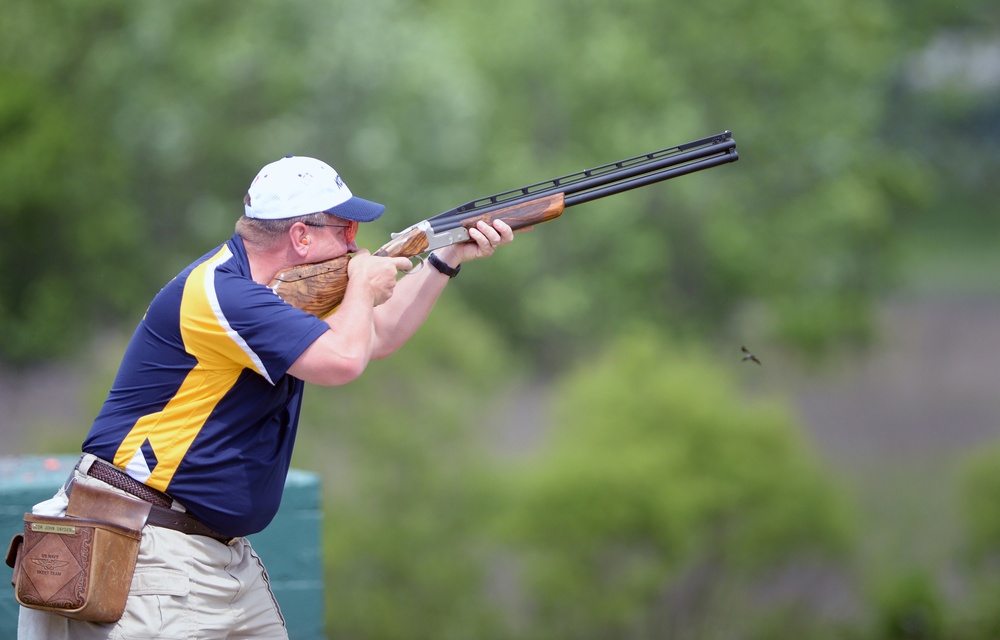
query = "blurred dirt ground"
xmin=793 ymin=296 xmax=1000 ymax=459
xmin=780 ymin=295 xmax=1000 ymax=592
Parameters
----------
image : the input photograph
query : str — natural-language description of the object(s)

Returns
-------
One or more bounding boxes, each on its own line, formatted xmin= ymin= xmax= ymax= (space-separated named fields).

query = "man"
xmin=18 ymin=155 xmax=515 ymax=639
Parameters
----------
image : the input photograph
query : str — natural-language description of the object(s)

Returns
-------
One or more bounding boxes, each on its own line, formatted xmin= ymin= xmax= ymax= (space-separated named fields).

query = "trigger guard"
xmin=407 ymin=255 xmax=425 ymax=275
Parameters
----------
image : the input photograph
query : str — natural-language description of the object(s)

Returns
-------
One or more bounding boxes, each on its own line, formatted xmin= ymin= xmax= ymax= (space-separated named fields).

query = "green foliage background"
xmin=0 ymin=0 xmax=947 ymax=364
xmin=499 ymin=332 xmax=854 ymax=639
xmin=2 ymin=0 xmax=999 ymax=637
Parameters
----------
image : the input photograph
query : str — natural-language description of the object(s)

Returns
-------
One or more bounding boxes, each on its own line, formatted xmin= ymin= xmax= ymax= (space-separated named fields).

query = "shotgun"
xmin=269 ymin=130 xmax=739 ymax=317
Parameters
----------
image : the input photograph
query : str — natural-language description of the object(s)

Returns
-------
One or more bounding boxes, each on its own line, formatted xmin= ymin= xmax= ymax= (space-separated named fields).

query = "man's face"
xmin=302 ymin=215 xmax=359 ymax=260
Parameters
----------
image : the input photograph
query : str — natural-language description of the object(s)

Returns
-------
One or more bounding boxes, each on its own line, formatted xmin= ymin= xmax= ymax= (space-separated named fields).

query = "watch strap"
xmin=428 ymin=252 xmax=461 ymax=278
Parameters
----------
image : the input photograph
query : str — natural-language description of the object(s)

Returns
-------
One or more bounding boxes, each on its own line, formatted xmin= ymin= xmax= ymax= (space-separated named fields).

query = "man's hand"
xmin=434 ymin=219 xmax=517 ymax=268
xmin=347 ymin=249 xmax=412 ymax=306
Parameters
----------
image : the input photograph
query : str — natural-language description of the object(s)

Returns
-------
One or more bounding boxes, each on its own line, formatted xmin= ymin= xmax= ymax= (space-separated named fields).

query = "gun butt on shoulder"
xmin=269 ymin=255 xmax=351 ymax=319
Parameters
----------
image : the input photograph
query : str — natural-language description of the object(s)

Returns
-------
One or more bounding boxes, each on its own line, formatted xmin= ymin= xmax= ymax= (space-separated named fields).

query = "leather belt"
xmin=144 ymin=507 xmax=235 ymax=544
xmin=85 ymin=459 xmax=172 ymax=508
xmin=84 ymin=459 xmax=235 ymax=544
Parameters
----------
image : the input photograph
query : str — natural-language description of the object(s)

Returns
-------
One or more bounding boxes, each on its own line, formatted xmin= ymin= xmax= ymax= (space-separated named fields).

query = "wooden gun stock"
xmin=269 ymin=255 xmax=351 ymax=318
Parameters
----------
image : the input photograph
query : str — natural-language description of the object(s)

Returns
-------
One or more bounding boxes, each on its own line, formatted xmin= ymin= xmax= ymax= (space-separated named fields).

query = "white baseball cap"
xmin=244 ymin=155 xmax=385 ymax=222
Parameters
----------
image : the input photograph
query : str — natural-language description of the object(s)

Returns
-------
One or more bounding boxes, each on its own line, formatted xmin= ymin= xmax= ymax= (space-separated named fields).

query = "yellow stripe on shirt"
xmin=113 ymin=246 xmax=269 ymax=490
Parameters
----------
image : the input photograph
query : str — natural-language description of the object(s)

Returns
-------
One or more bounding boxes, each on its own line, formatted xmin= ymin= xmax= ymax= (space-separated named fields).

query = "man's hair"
xmin=236 ymin=194 xmax=329 ymax=249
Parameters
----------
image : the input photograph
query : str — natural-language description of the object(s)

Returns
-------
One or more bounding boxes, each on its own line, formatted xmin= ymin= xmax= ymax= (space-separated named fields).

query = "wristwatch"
xmin=428 ymin=253 xmax=461 ymax=278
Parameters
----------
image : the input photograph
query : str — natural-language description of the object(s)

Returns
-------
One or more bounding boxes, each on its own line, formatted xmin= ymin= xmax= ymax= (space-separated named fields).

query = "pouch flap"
xmin=67 ymin=482 xmax=152 ymax=531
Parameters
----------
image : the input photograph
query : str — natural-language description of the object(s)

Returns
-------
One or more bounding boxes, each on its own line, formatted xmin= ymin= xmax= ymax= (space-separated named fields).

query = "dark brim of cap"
xmin=324 ymin=196 xmax=385 ymax=222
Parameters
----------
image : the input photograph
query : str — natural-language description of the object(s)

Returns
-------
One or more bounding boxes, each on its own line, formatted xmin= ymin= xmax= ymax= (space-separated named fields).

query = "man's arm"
xmin=286 ymin=250 xmax=410 ymax=385
xmin=286 ymin=219 xmax=513 ymax=385
xmin=369 ymin=219 xmax=514 ymax=360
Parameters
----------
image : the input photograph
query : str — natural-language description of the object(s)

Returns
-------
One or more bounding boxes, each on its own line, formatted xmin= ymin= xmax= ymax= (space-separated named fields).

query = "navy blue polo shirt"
xmin=83 ymin=234 xmax=330 ymax=537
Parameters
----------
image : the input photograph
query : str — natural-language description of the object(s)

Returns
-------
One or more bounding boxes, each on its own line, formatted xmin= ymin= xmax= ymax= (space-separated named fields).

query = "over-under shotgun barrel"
xmin=427 ymin=131 xmax=737 ymax=231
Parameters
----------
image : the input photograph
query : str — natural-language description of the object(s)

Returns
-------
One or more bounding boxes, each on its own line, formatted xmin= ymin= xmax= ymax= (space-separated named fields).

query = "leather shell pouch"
xmin=6 ymin=482 xmax=151 ymax=623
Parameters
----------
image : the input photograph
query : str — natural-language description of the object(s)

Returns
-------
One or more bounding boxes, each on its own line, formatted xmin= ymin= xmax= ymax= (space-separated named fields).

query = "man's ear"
xmin=290 ymin=222 xmax=310 ymax=257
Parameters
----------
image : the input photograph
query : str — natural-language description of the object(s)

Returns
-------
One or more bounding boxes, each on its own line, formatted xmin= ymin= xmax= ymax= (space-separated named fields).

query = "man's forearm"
xmin=288 ymin=281 xmax=379 ymax=386
xmin=370 ymin=262 xmax=451 ymax=359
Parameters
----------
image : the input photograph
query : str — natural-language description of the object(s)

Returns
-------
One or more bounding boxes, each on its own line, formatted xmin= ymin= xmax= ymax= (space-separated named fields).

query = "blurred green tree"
xmin=944 ymin=444 xmax=1000 ymax=639
xmin=870 ymin=572 xmax=945 ymax=640
xmin=885 ymin=29 xmax=1000 ymax=276
xmin=959 ymin=445 xmax=1000 ymax=561
xmin=0 ymin=71 xmax=143 ymax=363
xmin=498 ymin=330 xmax=854 ymax=639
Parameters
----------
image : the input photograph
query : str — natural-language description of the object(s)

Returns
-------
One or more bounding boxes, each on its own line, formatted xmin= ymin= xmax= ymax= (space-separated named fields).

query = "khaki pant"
xmin=17 ymin=461 xmax=288 ymax=640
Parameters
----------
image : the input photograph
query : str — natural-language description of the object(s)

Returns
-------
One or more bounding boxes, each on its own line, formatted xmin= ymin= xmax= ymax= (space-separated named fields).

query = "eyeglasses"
xmin=304 ymin=219 xmax=358 ymax=243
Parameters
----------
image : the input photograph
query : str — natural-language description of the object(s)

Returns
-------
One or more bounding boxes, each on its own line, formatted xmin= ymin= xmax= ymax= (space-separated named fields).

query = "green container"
xmin=0 ymin=456 xmax=324 ymax=639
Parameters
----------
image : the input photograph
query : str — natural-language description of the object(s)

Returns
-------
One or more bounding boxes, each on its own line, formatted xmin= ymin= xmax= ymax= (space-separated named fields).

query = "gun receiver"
xmin=270 ymin=131 xmax=739 ymax=317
